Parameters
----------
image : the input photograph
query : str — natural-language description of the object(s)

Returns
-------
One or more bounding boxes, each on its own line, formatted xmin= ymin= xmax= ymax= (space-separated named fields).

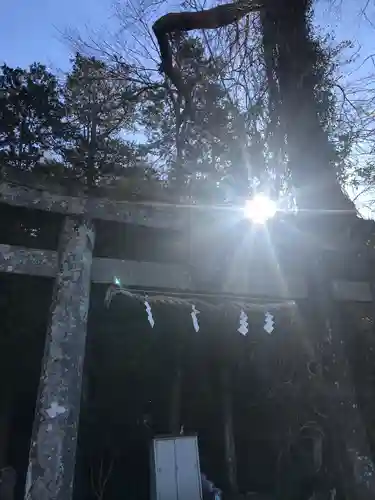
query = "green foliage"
xmin=140 ymin=36 xmax=254 ymax=203
xmin=0 ymin=31 xmax=357 ymax=205
xmin=0 ymin=55 xmax=150 ymax=190
xmin=0 ymin=63 xmax=65 ymax=170
xmin=61 ymin=53 xmax=142 ymax=187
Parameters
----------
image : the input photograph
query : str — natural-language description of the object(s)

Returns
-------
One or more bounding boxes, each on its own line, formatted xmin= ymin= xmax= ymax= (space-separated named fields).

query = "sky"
xmin=1 ymin=0 xmax=374 ymax=73
xmin=1 ymin=0 xmax=114 ymax=71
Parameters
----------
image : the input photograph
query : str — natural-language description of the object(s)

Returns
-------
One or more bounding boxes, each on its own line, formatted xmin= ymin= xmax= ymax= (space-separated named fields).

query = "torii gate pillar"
xmin=24 ymin=216 xmax=95 ymax=500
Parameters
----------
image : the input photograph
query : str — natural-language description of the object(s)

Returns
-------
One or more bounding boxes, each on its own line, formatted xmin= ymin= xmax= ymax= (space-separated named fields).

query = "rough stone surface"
xmin=0 ymin=181 xmax=187 ymax=230
xmin=0 ymin=245 xmax=57 ymax=277
xmin=24 ymin=216 xmax=95 ymax=500
xmin=0 ymin=243 xmax=374 ymax=301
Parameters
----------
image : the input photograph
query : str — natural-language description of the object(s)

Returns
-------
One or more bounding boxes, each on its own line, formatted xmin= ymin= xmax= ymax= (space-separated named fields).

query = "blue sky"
xmin=1 ymin=0 xmax=374 ymax=74
xmin=1 ymin=0 xmax=113 ymax=70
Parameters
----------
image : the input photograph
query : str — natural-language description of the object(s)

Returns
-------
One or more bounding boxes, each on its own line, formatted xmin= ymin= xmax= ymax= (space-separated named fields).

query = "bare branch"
xmin=153 ymin=0 xmax=264 ymax=90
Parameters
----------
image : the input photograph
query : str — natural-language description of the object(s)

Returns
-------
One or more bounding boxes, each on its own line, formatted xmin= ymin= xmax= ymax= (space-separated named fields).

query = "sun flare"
xmin=244 ymin=195 xmax=277 ymax=224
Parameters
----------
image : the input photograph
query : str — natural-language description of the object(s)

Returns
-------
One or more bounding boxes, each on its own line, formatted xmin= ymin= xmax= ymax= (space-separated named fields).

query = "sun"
xmin=244 ymin=194 xmax=277 ymax=224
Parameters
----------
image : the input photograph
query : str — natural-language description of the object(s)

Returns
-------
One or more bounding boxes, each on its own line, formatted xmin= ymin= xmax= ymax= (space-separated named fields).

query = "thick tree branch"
xmin=153 ymin=0 xmax=263 ymax=90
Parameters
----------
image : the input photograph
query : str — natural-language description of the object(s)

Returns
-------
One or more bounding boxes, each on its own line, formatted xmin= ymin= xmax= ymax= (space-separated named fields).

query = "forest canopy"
xmin=0 ymin=0 xmax=374 ymax=213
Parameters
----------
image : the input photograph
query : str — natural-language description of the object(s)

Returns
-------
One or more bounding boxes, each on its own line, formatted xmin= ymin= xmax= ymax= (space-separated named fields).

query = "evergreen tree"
xmin=0 ymin=63 xmax=65 ymax=171
xmin=62 ymin=53 xmax=143 ymax=187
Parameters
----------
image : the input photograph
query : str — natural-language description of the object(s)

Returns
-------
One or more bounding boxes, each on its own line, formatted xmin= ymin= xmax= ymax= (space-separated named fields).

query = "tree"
xmin=0 ymin=63 xmax=65 ymax=171
xmin=68 ymin=0 xmax=277 ymax=203
xmin=140 ymin=35 xmax=257 ymax=203
xmin=152 ymin=0 xmax=263 ymax=94
xmin=62 ymin=53 xmax=143 ymax=187
xmin=153 ymin=0 xmax=357 ymax=215
xmin=260 ymin=1 xmax=356 ymax=214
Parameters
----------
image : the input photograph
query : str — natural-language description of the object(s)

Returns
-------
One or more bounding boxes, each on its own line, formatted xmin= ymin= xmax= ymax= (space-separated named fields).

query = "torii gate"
xmin=0 ymin=169 xmax=373 ymax=500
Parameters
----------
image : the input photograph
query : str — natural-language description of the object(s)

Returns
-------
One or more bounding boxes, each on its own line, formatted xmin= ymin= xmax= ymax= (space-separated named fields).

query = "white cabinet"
xmin=150 ymin=436 xmax=202 ymax=500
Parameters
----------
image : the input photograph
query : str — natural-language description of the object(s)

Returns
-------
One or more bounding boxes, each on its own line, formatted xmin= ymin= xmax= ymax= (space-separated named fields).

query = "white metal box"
xmin=150 ymin=435 xmax=202 ymax=500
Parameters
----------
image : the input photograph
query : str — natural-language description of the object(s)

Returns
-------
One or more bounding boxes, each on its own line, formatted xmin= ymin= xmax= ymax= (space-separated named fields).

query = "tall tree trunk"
xmin=305 ymin=255 xmax=375 ymax=500
xmin=260 ymin=12 xmax=285 ymax=193
xmin=261 ymin=2 xmax=373 ymax=498
xmin=262 ymin=0 xmax=355 ymax=216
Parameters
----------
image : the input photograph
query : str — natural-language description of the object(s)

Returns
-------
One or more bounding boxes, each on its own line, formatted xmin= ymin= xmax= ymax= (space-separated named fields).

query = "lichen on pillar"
xmin=25 ymin=216 xmax=95 ymax=500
